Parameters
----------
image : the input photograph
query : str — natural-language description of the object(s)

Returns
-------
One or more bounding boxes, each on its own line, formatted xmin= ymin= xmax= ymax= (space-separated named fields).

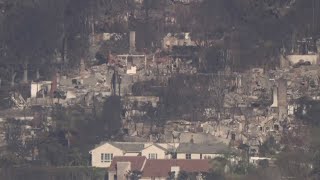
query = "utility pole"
xmin=118 ymin=75 xmax=122 ymax=96
xmin=313 ymin=0 xmax=315 ymax=36
xmin=111 ymin=67 xmax=117 ymax=96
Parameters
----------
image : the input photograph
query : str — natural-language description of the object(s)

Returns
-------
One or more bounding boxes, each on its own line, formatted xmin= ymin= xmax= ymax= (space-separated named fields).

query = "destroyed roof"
xmin=109 ymin=142 xmax=145 ymax=152
xmin=0 ymin=109 xmax=33 ymax=119
xmin=176 ymin=143 xmax=232 ymax=154
xmin=170 ymin=46 xmax=199 ymax=57
xmin=166 ymin=120 xmax=192 ymax=125
xmin=166 ymin=32 xmax=191 ymax=39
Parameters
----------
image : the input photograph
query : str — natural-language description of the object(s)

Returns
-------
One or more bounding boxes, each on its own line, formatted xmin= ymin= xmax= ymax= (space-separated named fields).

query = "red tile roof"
xmin=142 ymin=159 xmax=211 ymax=178
xmin=109 ymin=156 xmax=147 ymax=172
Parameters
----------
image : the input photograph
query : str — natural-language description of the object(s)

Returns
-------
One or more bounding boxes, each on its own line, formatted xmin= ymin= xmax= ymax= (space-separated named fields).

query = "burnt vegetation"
xmin=0 ymin=0 xmax=320 ymax=180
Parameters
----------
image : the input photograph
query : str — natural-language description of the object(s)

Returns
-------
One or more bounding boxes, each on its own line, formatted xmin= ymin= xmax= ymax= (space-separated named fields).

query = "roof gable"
xmin=90 ymin=142 xmax=145 ymax=153
xmin=89 ymin=142 xmax=123 ymax=153
xmin=142 ymin=143 xmax=168 ymax=152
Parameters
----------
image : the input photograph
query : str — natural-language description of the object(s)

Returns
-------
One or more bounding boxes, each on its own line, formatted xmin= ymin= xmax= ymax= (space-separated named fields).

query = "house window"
xmin=148 ymin=153 xmax=157 ymax=159
xmin=100 ymin=153 xmax=113 ymax=163
xmin=186 ymin=154 xmax=191 ymax=159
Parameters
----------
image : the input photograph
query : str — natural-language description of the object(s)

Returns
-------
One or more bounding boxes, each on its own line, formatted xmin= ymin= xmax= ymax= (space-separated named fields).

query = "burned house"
xmin=281 ymin=37 xmax=320 ymax=68
xmin=163 ymin=33 xmax=196 ymax=50
xmin=122 ymin=96 xmax=160 ymax=136
xmin=169 ymin=46 xmax=199 ymax=74
xmin=270 ymin=78 xmax=288 ymax=118
xmin=30 ymin=81 xmax=52 ymax=98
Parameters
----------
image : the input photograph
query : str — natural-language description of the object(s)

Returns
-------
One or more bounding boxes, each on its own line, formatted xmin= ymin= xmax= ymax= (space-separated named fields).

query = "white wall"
xmin=31 ymin=83 xmax=42 ymax=98
xmin=163 ymin=33 xmax=196 ymax=50
xmin=127 ymin=66 xmax=137 ymax=74
xmin=108 ymin=171 xmax=116 ymax=180
xmin=288 ymin=104 xmax=296 ymax=115
xmin=117 ymin=162 xmax=131 ymax=180
xmin=171 ymin=166 xmax=180 ymax=179
xmin=250 ymin=157 xmax=271 ymax=166
xmin=271 ymin=86 xmax=278 ymax=108
xmin=90 ymin=143 xmax=124 ymax=168
xmin=31 ymin=81 xmax=52 ymax=98
xmin=177 ymin=153 xmax=221 ymax=159
xmin=287 ymin=54 xmax=318 ymax=65
xmin=124 ymin=152 xmax=140 ymax=156
xmin=141 ymin=145 xmax=167 ymax=159
xmin=202 ymin=154 xmax=222 ymax=159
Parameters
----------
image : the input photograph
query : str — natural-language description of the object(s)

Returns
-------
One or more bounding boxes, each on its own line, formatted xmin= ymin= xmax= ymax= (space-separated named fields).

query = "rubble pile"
xmin=9 ymin=92 xmax=27 ymax=109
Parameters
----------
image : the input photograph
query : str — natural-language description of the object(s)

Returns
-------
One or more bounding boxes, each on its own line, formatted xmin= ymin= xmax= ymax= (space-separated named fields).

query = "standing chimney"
xmin=278 ymin=78 xmax=288 ymax=119
xmin=271 ymin=86 xmax=278 ymax=108
xmin=171 ymin=166 xmax=180 ymax=179
xmin=117 ymin=162 xmax=131 ymax=180
xmin=130 ymin=31 xmax=136 ymax=53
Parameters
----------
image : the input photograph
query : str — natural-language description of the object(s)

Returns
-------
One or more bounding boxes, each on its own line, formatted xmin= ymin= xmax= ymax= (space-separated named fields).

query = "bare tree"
xmin=207 ymin=73 xmax=228 ymax=119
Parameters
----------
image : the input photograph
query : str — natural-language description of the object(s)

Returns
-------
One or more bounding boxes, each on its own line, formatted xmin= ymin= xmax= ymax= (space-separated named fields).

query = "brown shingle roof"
xmin=142 ymin=159 xmax=211 ymax=178
xmin=109 ymin=156 xmax=147 ymax=172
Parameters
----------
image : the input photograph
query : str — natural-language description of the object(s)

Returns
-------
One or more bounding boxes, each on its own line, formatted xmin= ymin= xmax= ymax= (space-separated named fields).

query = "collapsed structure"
xmin=3 ymin=31 xmax=320 ymax=163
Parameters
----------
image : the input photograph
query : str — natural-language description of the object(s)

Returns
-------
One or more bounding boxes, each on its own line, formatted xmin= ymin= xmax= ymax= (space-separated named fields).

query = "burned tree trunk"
xmin=10 ymin=72 xmax=17 ymax=87
xmin=22 ymin=62 xmax=28 ymax=83
xmin=36 ymin=68 xmax=40 ymax=80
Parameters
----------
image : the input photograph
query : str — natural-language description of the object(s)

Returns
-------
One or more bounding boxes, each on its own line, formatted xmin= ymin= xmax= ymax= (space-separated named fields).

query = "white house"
xmin=90 ymin=141 xmax=234 ymax=168
xmin=89 ymin=142 xmax=178 ymax=168
xmin=141 ymin=143 xmax=175 ymax=160
xmin=176 ymin=143 xmax=232 ymax=160
xmin=89 ymin=142 xmax=145 ymax=168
